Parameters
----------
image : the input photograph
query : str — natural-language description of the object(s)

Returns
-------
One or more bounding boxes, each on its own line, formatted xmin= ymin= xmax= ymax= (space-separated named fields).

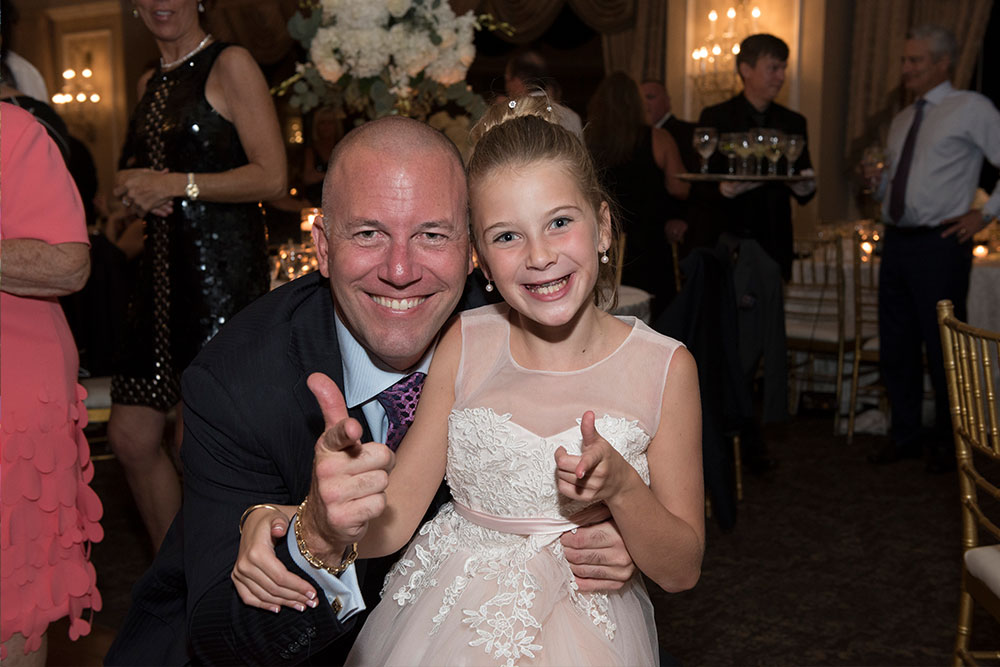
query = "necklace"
xmin=160 ymin=34 xmax=213 ymax=70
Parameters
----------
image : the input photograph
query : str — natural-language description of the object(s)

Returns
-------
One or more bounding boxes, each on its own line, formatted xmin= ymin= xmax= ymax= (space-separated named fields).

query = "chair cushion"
xmin=965 ymin=544 xmax=1000 ymax=597
xmin=81 ymin=376 xmax=112 ymax=411
xmin=786 ymin=320 xmax=841 ymax=343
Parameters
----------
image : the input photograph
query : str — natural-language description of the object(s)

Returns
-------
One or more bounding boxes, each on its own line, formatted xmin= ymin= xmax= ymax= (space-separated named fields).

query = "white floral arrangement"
xmin=277 ymin=0 xmax=509 ymax=121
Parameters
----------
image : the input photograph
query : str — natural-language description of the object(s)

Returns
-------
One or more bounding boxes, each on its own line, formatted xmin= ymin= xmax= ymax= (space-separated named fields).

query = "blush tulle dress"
xmin=346 ymin=304 xmax=683 ymax=666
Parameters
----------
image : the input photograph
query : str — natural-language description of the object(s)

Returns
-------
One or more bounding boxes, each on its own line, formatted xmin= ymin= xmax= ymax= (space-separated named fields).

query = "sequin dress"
xmin=111 ymin=42 xmax=270 ymax=410
xmin=347 ymin=304 xmax=683 ymax=666
xmin=0 ymin=103 xmax=103 ymax=659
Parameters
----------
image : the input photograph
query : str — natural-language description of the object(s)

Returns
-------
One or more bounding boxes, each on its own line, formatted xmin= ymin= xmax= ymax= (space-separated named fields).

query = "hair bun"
xmin=469 ymin=94 xmax=558 ymax=149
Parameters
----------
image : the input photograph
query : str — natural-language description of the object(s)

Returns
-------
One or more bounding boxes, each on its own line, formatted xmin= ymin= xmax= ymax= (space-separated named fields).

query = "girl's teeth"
xmin=529 ymin=278 xmax=567 ymax=295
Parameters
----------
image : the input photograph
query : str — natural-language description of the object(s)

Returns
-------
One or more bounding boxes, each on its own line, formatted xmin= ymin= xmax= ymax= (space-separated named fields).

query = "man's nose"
xmin=379 ymin=240 xmax=420 ymax=286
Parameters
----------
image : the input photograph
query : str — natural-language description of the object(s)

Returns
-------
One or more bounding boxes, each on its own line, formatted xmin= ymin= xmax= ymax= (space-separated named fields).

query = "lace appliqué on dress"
xmin=383 ymin=407 xmax=650 ymax=666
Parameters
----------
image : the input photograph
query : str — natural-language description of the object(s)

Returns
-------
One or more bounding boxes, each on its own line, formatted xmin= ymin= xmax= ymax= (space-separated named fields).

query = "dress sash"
xmin=453 ymin=502 xmax=611 ymax=536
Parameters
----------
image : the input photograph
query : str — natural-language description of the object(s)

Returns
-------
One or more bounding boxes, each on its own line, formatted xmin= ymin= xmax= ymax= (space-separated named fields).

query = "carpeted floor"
xmin=48 ymin=411 xmax=998 ymax=666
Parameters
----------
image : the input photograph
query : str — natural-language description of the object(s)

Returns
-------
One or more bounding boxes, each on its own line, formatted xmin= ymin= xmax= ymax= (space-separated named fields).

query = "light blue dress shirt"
xmin=285 ymin=309 xmax=434 ymax=619
xmin=878 ymin=81 xmax=1000 ymax=226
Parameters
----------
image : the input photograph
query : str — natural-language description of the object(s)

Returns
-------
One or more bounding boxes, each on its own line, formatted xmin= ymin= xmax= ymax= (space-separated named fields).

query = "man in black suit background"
xmin=696 ymin=34 xmax=816 ymax=474
xmin=640 ymin=79 xmax=706 ymax=256
xmin=106 ymin=116 xmax=637 ymax=666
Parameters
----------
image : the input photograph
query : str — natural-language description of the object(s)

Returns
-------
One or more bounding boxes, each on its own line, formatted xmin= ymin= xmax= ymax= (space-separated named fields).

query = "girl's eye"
xmin=550 ymin=217 xmax=571 ymax=229
xmin=493 ymin=231 xmax=516 ymax=243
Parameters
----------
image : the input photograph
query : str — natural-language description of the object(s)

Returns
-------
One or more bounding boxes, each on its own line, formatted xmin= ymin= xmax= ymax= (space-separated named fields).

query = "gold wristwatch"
xmin=185 ymin=172 xmax=200 ymax=200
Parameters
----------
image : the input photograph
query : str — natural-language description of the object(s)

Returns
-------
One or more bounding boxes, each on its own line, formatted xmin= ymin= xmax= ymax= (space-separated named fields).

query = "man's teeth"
xmin=527 ymin=277 xmax=568 ymax=295
xmin=371 ymin=295 xmax=425 ymax=310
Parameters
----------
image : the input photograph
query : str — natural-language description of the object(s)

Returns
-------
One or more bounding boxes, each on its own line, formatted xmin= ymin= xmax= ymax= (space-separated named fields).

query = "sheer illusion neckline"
xmin=503 ymin=309 xmax=639 ymax=375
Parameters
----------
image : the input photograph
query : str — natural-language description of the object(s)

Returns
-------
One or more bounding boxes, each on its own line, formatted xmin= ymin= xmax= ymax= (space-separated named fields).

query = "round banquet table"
xmin=612 ymin=285 xmax=653 ymax=324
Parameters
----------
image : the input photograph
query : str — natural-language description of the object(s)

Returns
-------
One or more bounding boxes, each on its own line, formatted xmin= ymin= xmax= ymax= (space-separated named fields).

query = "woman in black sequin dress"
xmin=110 ymin=0 xmax=286 ymax=550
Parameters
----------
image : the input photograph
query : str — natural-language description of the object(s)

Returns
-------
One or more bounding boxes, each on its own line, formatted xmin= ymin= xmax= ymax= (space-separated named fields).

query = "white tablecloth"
xmin=612 ymin=285 xmax=653 ymax=324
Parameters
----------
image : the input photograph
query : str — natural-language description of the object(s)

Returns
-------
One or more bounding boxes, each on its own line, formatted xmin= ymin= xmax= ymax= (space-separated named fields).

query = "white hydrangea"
xmin=334 ymin=0 xmax=390 ymax=31
xmin=386 ymin=0 xmax=410 ymax=19
xmin=389 ymin=23 xmax=439 ymax=78
xmin=301 ymin=0 xmax=480 ymax=110
xmin=338 ymin=27 xmax=391 ymax=78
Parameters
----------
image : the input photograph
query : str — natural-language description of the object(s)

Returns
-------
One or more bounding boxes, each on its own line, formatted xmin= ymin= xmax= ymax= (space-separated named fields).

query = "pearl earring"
xmin=132 ymin=7 xmax=139 ymax=17
xmin=485 ymin=281 xmax=494 ymax=293
xmin=600 ymin=250 xmax=609 ymax=264
xmin=198 ymin=1 xmax=205 ymax=12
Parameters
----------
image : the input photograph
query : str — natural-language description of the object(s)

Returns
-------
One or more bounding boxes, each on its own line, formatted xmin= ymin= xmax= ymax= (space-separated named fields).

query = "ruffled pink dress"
xmin=347 ymin=304 xmax=683 ymax=666
xmin=0 ymin=103 xmax=103 ymax=658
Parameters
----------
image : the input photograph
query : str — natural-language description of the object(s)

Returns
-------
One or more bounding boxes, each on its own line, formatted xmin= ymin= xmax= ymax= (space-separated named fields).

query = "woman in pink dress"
xmin=0 ymin=103 xmax=103 ymax=664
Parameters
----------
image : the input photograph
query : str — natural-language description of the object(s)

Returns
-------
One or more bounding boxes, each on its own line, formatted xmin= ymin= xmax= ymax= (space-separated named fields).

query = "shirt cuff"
xmin=286 ymin=515 xmax=365 ymax=621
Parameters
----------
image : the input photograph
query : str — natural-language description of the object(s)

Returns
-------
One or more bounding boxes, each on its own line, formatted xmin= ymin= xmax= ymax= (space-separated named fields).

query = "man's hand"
xmin=665 ymin=219 xmax=688 ymax=245
xmin=560 ymin=519 xmax=636 ymax=592
xmin=941 ymin=209 xmax=988 ymax=244
xmin=719 ymin=180 xmax=763 ymax=198
xmin=297 ymin=373 xmax=394 ymax=564
xmin=788 ymin=168 xmax=816 ymax=197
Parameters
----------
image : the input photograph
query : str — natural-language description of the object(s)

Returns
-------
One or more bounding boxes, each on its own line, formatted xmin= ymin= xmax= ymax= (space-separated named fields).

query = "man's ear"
xmin=312 ymin=216 xmax=331 ymax=279
xmin=737 ymin=61 xmax=750 ymax=82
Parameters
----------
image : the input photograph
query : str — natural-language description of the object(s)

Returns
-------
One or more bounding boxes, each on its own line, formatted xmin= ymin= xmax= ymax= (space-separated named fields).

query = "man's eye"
xmin=357 ymin=230 xmax=378 ymax=239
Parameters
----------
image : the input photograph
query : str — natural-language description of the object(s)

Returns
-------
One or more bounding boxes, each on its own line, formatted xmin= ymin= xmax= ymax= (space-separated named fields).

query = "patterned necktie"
xmin=889 ymin=98 xmax=927 ymax=223
xmin=376 ymin=372 xmax=426 ymax=451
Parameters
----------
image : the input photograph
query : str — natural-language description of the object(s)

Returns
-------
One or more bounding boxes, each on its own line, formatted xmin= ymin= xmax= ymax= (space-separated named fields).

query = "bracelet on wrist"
xmin=293 ymin=497 xmax=358 ymax=577
xmin=238 ymin=504 xmax=285 ymax=535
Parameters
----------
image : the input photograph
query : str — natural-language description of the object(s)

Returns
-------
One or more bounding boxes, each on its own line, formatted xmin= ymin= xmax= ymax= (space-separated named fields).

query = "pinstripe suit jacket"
xmin=106 ymin=272 xmax=373 ymax=666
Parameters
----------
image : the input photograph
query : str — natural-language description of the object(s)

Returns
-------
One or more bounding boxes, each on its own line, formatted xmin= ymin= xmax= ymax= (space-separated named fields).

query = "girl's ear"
xmin=473 ymin=247 xmax=491 ymax=282
xmin=597 ymin=201 xmax=612 ymax=252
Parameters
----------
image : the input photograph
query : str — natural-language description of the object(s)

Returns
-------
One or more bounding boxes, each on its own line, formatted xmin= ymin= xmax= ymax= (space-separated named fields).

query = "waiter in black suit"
xmin=106 ymin=117 xmax=637 ymax=666
xmin=697 ymin=33 xmax=816 ymax=281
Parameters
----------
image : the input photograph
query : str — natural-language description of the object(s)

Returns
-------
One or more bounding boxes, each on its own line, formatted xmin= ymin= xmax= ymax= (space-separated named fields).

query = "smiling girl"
xmin=237 ymin=97 xmax=704 ymax=666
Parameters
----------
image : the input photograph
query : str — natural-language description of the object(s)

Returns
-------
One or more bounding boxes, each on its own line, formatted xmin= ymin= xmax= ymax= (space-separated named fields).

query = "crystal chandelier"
xmin=690 ymin=1 xmax=762 ymax=107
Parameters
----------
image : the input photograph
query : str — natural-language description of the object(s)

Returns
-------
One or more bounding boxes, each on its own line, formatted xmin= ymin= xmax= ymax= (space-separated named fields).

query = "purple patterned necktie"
xmin=889 ymin=98 xmax=927 ymax=223
xmin=376 ymin=372 xmax=426 ymax=451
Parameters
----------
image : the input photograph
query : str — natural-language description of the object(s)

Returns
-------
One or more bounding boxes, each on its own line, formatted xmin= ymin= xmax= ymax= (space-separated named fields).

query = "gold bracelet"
xmin=293 ymin=497 xmax=359 ymax=577
xmin=239 ymin=504 xmax=284 ymax=535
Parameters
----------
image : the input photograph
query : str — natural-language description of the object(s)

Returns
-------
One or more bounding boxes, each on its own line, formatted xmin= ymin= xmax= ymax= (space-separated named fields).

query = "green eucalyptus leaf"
xmin=287 ymin=10 xmax=322 ymax=50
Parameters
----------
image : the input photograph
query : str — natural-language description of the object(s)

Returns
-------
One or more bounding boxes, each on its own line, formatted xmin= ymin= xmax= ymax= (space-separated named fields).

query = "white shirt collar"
xmin=333 ymin=309 xmax=435 ymax=409
xmin=921 ymin=80 xmax=953 ymax=106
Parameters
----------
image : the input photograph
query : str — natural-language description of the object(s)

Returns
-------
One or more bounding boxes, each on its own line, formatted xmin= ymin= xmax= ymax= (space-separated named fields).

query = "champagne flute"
xmin=693 ymin=127 xmax=719 ymax=174
xmin=764 ymin=129 xmax=786 ymax=176
xmin=719 ymin=132 xmax=740 ymax=175
xmin=733 ymin=132 xmax=753 ymax=175
xmin=749 ymin=127 xmax=768 ymax=176
xmin=786 ymin=134 xmax=806 ymax=176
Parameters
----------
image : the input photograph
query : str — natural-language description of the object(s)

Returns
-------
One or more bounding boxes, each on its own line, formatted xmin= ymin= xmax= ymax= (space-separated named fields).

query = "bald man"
xmin=107 ymin=117 xmax=636 ymax=666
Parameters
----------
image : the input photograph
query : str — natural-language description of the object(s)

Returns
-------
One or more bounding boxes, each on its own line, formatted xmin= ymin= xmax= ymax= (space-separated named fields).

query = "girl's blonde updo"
xmin=467 ymin=95 xmax=620 ymax=309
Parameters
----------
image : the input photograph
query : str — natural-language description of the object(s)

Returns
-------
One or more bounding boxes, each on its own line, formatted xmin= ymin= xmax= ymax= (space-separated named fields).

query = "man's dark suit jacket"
xmin=697 ymin=93 xmax=815 ymax=280
xmin=106 ymin=272 xmax=375 ymax=666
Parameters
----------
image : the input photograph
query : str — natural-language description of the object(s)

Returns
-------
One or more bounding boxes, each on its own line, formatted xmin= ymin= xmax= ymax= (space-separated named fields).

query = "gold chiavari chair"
xmin=845 ymin=229 xmax=885 ymax=444
xmin=937 ymin=299 xmax=1000 ymax=666
xmin=784 ymin=235 xmax=847 ymax=433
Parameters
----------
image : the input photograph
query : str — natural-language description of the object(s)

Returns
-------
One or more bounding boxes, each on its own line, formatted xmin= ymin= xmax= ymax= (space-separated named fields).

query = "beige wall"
xmin=666 ymin=0 xmax=856 ymax=234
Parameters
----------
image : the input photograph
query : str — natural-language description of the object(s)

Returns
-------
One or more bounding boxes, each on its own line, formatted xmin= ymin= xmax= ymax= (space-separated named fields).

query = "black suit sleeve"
xmin=180 ymin=363 xmax=354 ymax=666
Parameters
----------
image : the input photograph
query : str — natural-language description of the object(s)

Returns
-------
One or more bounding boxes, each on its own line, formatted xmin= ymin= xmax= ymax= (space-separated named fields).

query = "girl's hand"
xmin=554 ymin=411 xmax=629 ymax=503
xmin=114 ymin=168 xmax=175 ymax=217
xmin=232 ymin=505 xmax=318 ymax=613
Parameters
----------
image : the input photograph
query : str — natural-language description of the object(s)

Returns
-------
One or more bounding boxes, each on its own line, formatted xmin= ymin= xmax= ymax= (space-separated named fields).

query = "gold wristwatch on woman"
xmin=185 ymin=173 xmax=200 ymax=200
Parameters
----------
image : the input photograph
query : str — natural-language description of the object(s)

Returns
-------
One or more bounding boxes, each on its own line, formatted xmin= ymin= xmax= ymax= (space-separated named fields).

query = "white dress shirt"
xmin=285 ymin=310 xmax=435 ymax=619
xmin=879 ymin=80 xmax=1000 ymax=226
